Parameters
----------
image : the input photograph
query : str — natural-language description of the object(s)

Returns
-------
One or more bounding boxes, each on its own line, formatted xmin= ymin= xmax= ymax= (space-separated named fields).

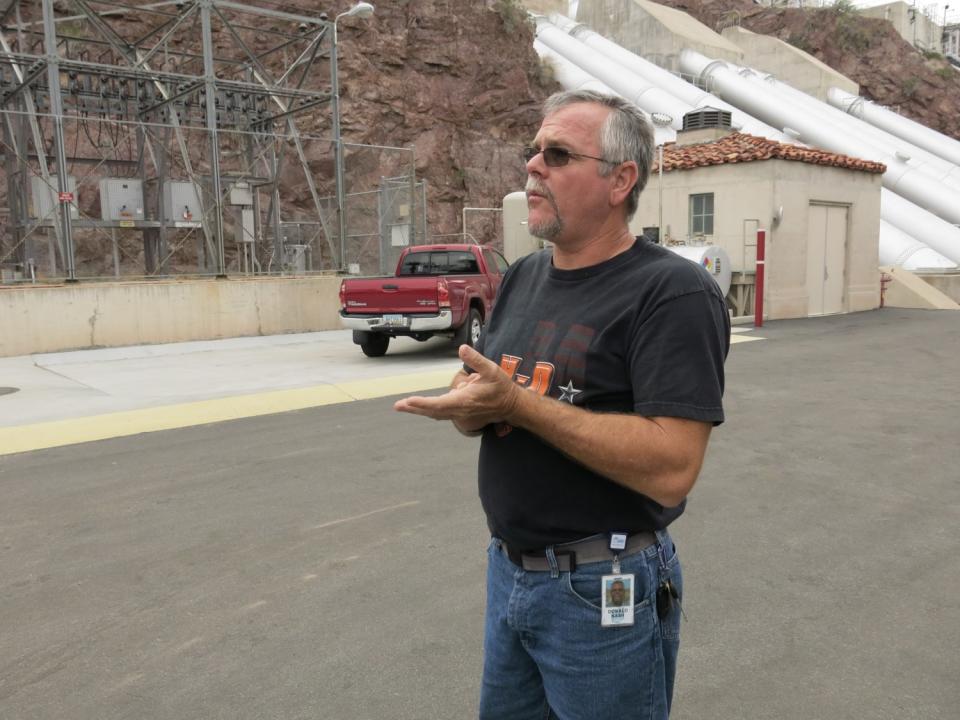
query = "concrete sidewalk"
xmin=0 ymin=331 xmax=471 ymax=456
xmin=0 ymin=331 xmax=465 ymax=429
xmin=0 ymin=325 xmax=761 ymax=455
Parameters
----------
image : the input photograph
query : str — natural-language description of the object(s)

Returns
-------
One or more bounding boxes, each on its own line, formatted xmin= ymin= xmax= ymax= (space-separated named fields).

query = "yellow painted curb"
xmin=0 ymin=368 xmax=458 ymax=457
xmin=1 ymin=333 xmax=764 ymax=456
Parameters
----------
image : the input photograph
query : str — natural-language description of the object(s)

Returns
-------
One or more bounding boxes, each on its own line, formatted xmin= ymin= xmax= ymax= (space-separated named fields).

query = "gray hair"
xmin=542 ymin=90 xmax=654 ymax=219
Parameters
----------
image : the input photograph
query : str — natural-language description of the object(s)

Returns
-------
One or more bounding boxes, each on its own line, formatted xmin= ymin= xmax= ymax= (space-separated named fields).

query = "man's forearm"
xmin=507 ymin=390 xmax=710 ymax=507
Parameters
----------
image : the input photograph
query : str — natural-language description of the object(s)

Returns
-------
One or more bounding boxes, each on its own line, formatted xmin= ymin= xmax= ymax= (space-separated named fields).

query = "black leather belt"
xmin=500 ymin=532 xmax=658 ymax=572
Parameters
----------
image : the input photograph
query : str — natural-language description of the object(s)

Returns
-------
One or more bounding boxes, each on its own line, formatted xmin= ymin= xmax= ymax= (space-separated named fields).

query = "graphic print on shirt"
xmin=492 ymin=320 xmax=596 ymax=437
xmin=499 ymin=355 xmax=555 ymax=395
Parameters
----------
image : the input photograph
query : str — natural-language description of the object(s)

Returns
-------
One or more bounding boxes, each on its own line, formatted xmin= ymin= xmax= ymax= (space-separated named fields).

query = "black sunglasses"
xmin=522 ymin=145 xmax=621 ymax=167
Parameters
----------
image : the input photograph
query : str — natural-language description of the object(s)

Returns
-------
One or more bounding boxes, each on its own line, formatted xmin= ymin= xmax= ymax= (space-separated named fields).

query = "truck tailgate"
xmin=341 ymin=277 xmax=440 ymax=314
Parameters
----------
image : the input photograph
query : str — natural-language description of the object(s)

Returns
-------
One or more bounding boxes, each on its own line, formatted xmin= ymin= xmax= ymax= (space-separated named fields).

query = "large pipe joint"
xmin=678 ymin=48 xmax=717 ymax=83
xmin=827 ymin=87 xmax=863 ymax=117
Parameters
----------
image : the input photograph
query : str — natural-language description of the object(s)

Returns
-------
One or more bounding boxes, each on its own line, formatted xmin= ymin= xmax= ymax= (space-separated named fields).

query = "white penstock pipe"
xmin=533 ymin=40 xmax=620 ymax=98
xmin=535 ymin=19 xmax=691 ymax=129
xmin=544 ymin=12 xmax=794 ymax=144
xmin=533 ymin=41 xmax=676 ymax=146
xmin=679 ymin=49 xmax=960 ymax=229
xmin=879 ymin=188 xmax=960 ymax=265
xmin=737 ymin=68 xmax=960 ymax=192
xmin=879 ymin=220 xmax=957 ymax=271
xmin=828 ymin=87 xmax=960 ymax=169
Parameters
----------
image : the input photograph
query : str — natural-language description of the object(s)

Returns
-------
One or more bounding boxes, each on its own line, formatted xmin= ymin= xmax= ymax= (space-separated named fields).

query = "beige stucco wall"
xmin=771 ymin=164 xmax=881 ymax=318
xmin=633 ymin=161 xmax=772 ymax=273
xmin=861 ymin=2 xmax=941 ymax=51
xmin=633 ymin=157 xmax=882 ymax=319
xmin=720 ymin=26 xmax=859 ymax=100
xmin=576 ymin=0 xmax=743 ymax=73
xmin=0 ymin=276 xmax=343 ymax=357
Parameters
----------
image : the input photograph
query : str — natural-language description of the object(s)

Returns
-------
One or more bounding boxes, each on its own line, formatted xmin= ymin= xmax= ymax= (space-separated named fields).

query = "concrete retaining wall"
xmin=0 ymin=276 xmax=343 ymax=357
xmin=881 ymin=267 xmax=960 ymax=310
xmin=921 ymin=273 xmax=960 ymax=304
xmin=577 ymin=0 xmax=743 ymax=74
xmin=720 ymin=26 xmax=859 ymax=101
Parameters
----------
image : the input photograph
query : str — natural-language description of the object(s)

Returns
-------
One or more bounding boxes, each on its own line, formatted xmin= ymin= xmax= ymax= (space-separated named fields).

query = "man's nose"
xmin=526 ymin=149 xmax=547 ymax=175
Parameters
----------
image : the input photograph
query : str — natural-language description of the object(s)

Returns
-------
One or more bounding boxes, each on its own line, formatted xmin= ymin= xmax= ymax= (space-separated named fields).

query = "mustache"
xmin=525 ymin=178 xmax=551 ymax=199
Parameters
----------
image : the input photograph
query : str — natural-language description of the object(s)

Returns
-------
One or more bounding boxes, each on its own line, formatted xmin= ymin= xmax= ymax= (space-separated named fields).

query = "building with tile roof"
xmin=630 ymin=131 xmax=884 ymax=319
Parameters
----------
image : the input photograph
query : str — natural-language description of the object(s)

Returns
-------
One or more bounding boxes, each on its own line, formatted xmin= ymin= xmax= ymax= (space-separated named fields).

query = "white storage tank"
xmin=502 ymin=191 xmax=549 ymax=263
xmin=667 ymin=244 xmax=732 ymax=296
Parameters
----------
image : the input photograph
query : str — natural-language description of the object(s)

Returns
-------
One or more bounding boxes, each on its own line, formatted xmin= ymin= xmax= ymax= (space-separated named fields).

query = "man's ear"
xmin=609 ymin=161 xmax=639 ymax=208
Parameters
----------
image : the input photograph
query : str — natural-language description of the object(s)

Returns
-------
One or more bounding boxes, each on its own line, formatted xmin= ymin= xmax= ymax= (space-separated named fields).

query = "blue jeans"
xmin=479 ymin=531 xmax=682 ymax=720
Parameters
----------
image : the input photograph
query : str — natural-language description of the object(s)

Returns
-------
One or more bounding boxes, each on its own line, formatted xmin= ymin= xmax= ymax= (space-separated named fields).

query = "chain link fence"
xmin=0 ymin=110 xmax=428 ymax=283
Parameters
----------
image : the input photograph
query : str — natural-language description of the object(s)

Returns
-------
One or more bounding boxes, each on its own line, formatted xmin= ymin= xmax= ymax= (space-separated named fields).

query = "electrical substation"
xmin=0 ymin=0 xmax=425 ymax=284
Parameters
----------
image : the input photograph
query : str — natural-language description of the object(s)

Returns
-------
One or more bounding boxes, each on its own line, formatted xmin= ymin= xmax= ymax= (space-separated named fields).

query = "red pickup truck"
xmin=339 ymin=243 xmax=510 ymax=357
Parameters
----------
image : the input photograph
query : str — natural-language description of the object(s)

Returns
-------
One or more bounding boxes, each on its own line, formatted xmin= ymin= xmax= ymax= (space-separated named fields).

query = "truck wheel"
xmin=455 ymin=308 xmax=483 ymax=349
xmin=360 ymin=333 xmax=390 ymax=357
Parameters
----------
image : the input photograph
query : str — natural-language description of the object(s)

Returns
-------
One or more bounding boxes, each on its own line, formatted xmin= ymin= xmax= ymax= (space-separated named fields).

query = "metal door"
xmin=806 ymin=204 xmax=848 ymax=316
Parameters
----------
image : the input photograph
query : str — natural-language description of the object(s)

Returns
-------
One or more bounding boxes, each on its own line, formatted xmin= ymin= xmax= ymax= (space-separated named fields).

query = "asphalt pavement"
xmin=0 ymin=309 xmax=958 ymax=719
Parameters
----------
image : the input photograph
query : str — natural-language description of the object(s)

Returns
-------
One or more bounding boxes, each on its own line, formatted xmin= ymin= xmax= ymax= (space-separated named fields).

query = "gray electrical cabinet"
xmin=228 ymin=182 xmax=252 ymax=206
xmin=99 ymin=178 xmax=144 ymax=221
xmin=162 ymin=181 xmax=203 ymax=224
xmin=29 ymin=175 xmax=79 ymax=220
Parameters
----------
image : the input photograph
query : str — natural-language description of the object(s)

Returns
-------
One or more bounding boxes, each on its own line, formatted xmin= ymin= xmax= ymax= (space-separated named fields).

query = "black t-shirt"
xmin=474 ymin=238 xmax=730 ymax=550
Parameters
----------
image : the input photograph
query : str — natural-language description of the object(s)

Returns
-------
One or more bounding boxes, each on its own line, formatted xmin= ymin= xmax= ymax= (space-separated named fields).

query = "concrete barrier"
xmin=880 ymin=267 xmax=960 ymax=311
xmin=920 ymin=273 xmax=960 ymax=304
xmin=0 ymin=276 xmax=344 ymax=357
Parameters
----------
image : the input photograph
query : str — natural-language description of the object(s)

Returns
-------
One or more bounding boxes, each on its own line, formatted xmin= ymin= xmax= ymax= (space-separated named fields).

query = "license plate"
xmin=382 ymin=314 xmax=408 ymax=327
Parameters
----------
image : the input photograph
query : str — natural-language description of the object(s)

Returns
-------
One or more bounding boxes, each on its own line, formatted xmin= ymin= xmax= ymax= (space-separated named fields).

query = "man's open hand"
xmin=393 ymin=345 xmax=522 ymax=430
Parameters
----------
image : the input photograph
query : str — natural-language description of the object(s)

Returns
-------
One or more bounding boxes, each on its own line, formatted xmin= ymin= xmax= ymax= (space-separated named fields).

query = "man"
xmin=608 ymin=579 xmax=628 ymax=607
xmin=395 ymin=90 xmax=730 ymax=719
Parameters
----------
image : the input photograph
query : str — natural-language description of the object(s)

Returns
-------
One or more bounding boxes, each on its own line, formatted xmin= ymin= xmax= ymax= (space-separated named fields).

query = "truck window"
xmin=448 ymin=251 xmax=479 ymax=274
xmin=399 ymin=252 xmax=446 ymax=275
xmin=482 ymin=249 xmax=509 ymax=274
xmin=482 ymin=249 xmax=500 ymax=275
xmin=398 ymin=250 xmax=480 ymax=275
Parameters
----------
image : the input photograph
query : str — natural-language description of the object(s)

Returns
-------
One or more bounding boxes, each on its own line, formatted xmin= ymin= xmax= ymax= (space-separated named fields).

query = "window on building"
xmin=689 ymin=193 xmax=714 ymax=236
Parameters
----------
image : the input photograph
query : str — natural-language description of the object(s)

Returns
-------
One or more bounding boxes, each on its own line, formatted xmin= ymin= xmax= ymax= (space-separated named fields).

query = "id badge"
xmin=601 ymin=573 xmax=635 ymax=627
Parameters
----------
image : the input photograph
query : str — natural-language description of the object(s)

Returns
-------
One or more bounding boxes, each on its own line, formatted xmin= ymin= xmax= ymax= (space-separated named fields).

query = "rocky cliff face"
xmin=186 ymin=0 xmax=555 ymax=246
xmin=311 ymin=0 xmax=557 ymax=244
xmin=653 ymin=0 xmax=960 ymax=140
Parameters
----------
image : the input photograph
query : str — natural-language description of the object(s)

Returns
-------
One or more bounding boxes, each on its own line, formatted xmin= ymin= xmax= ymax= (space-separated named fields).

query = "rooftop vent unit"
xmin=682 ymin=108 xmax=733 ymax=131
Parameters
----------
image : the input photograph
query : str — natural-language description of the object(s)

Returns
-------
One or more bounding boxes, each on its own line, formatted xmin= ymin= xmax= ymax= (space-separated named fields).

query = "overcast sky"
xmin=567 ymin=1 xmax=959 ymax=27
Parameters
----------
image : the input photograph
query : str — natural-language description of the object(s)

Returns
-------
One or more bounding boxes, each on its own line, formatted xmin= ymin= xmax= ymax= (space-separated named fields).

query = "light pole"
xmin=944 ymin=5 xmax=951 ymax=54
xmin=331 ymin=2 xmax=375 ymax=271
xmin=650 ymin=112 xmax=673 ymax=245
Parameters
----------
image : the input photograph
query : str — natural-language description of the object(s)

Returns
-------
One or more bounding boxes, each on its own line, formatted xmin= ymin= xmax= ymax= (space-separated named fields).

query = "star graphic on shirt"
xmin=558 ymin=380 xmax=582 ymax=404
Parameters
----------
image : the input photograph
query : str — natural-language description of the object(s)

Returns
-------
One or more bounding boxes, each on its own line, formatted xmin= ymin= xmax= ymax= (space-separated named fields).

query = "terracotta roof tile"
xmin=654 ymin=132 xmax=887 ymax=175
